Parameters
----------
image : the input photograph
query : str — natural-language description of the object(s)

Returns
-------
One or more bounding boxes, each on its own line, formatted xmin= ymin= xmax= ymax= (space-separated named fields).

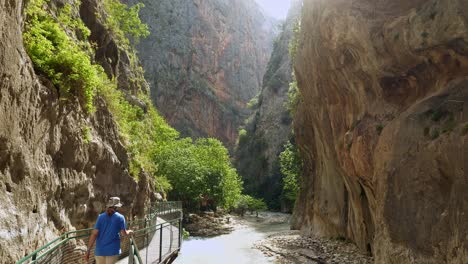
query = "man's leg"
xmin=105 ymin=255 xmax=118 ymax=264
xmin=95 ymin=256 xmax=104 ymax=264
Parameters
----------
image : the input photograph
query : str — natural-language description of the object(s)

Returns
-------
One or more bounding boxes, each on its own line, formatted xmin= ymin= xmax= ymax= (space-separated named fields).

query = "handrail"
xmin=17 ymin=201 xmax=183 ymax=264
xmin=129 ymin=237 xmax=144 ymax=264
xmin=17 ymin=228 xmax=93 ymax=264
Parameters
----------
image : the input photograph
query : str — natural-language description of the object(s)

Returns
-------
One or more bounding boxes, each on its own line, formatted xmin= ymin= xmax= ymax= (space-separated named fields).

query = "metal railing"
xmin=128 ymin=238 xmax=144 ymax=264
xmin=17 ymin=201 xmax=183 ymax=264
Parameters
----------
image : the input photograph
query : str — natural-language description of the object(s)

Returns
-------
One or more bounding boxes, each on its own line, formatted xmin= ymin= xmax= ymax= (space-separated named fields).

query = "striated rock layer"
xmin=0 ymin=0 xmax=155 ymax=261
xmin=293 ymin=0 xmax=467 ymax=263
xmin=127 ymin=0 xmax=277 ymax=149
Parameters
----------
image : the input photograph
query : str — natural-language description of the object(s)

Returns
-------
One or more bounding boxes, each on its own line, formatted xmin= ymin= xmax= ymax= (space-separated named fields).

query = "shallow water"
xmin=174 ymin=214 xmax=291 ymax=264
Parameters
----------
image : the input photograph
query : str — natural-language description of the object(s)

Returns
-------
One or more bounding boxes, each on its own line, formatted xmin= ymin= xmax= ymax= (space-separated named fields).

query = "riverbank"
xmin=175 ymin=212 xmax=290 ymax=264
xmin=255 ymin=231 xmax=373 ymax=263
xmin=184 ymin=211 xmax=237 ymax=237
xmin=184 ymin=211 xmax=291 ymax=237
xmin=182 ymin=211 xmax=372 ymax=263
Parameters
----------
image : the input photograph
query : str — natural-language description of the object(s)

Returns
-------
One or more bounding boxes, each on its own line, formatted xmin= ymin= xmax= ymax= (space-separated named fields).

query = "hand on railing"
xmin=84 ymin=249 xmax=91 ymax=263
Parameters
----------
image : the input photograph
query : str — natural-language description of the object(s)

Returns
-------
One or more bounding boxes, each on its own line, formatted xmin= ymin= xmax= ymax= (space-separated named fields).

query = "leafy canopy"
xmin=156 ymin=138 xmax=243 ymax=210
xmin=103 ymin=0 xmax=150 ymax=48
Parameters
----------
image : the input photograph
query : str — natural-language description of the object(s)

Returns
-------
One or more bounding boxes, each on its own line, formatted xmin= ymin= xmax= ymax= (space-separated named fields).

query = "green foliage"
xmin=430 ymin=129 xmax=440 ymax=140
xmin=246 ymin=95 xmax=260 ymax=109
xmin=23 ymin=0 xmax=103 ymax=112
xmin=156 ymin=138 xmax=243 ymax=210
xmin=376 ymin=124 xmax=384 ymax=135
xmin=279 ymin=140 xmax=302 ymax=207
xmin=238 ymin=129 xmax=247 ymax=138
xmin=234 ymin=195 xmax=267 ymax=216
xmin=182 ymin=228 xmax=190 ymax=239
xmin=99 ymin=81 xmax=175 ymax=191
xmin=82 ymin=125 xmax=92 ymax=144
xmin=430 ymin=109 xmax=445 ymax=122
xmin=237 ymin=128 xmax=248 ymax=146
xmin=442 ymin=113 xmax=456 ymax=134
xmin=288 ymin=19 xmax=301 ymax=62
xmin=462 ymin=123 xmax=468 ymax=136
xmin=285 ymin=74 xmax=301 ymax=114
xmin=103 ymin=0 xmax=149 ymax=48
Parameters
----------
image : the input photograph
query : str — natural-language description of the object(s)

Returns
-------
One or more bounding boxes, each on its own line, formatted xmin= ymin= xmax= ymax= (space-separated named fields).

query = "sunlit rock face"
xmin=293 ymin=0 xmax=468 ymax=262
xmin=234 ymin=0 xmax=302 ymax=210
xmin=0 ymin=0 xmax=155 ymax=261
xmin=127 ymin=0 xmax=278 ymax=149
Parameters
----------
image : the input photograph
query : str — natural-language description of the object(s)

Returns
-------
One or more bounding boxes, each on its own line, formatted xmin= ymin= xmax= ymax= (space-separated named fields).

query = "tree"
xmin=279 ymin=140 xmax=302 ymax=209
xmin=155 ymin=138 xmax=243 ymax=211
xmin=235 ymin=195 xmax=268 ymax=217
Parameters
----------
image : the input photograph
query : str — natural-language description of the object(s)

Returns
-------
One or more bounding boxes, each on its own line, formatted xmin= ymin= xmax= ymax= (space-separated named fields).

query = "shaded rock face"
xmin=0 ymin=0 xmax=154 ymax=261
xmin=293 ymin=0 xmax=468 ymax=263
xmin=235 ymin=1 xmax=302 ymax=210
xmin=126 ymin=0 xmax=277 ymax=149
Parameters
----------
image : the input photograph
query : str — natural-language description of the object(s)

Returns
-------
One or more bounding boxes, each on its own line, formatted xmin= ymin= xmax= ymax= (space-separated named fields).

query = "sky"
xmin=255 ymin=0 xmax=293 ymax=20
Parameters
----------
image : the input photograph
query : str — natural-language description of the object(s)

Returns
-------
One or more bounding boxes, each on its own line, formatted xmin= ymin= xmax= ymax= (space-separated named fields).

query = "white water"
xmin=174 ymin=214 xmax=291 ymax=264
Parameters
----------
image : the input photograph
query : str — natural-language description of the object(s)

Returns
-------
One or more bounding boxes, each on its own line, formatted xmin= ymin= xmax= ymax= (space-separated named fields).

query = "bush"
xmin=82 ymin=125 xmax=92 ymax=144
xmin=103 ymin=0 xmax=150 ymax=48
xmin=288 ymin=19 xmax=301 ymax=62
xmin=279 ymin=140 xmax=302 ymax=207
xmin=246 ymin=95 xmax=259 ymax=109
xmin=285 ymin=74 xmax=301 ymax=114
xmin=24 ymin=0 xmax=103 ymax=112
xmin=234 ymin=195 xmax=267 ymax=217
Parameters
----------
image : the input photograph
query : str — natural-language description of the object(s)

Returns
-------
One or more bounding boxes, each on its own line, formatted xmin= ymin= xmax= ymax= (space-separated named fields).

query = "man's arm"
xmin=120 ymin=229 xmax=134 ymax=236
xmin=120 ymin=216 xmax=133 ymax=237
xmin=85 ymin=229 xmax=99 ymax=261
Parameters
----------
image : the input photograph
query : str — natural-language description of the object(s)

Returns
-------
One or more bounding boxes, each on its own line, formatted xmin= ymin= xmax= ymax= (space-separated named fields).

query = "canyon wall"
xmin=0 ymin=0 xmax=155 ymax=261
xmin=127 ymin=0 xmax=277 ymax=148
xmin=235 ymin=0 xmax=302 ymax=210
xmin=293 ymin=0 xmax=467 ymax=263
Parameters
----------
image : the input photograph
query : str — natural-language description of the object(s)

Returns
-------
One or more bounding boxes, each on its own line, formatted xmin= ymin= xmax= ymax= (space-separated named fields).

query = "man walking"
xmin=85 ymin=197 xmax=133 ymax=264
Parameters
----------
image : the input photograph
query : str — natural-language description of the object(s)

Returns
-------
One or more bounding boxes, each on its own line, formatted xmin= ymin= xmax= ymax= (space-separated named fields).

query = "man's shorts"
xmin=95 ymin=255 xmax=118 ymax=264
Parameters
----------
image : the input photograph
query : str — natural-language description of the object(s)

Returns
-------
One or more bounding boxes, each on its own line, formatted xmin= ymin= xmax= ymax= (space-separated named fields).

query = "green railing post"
xmin=146 ymin=206 xmax=150 ymax=264
xmin=159 ymin=224 xmax=163 ymax=262
xmin=129 ymin=244 xmax=134 ymax=264
xmin=178 ymin=219 xmax=182 ymax=249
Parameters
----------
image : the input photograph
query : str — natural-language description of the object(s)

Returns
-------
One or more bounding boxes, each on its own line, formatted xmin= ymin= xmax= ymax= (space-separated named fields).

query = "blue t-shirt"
xmin=94 ymin=211 xmax=126 ymax=256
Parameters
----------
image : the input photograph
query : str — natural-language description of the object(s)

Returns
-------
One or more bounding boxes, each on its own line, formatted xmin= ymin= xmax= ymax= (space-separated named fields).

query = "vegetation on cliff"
xmin=23 ymin=0 xmax=242 ymax=211
xmin=102 ymin=0 xmax=149 ymax=48
xmin=24 ymin=0 xmax=102 ymax=112
xmin=279 ymin=140 xmax=301 ymax=206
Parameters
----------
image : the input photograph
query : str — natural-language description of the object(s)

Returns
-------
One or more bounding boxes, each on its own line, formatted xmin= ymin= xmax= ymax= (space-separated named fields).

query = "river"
xmin=173 ymin=213 xmax=291 ymax=264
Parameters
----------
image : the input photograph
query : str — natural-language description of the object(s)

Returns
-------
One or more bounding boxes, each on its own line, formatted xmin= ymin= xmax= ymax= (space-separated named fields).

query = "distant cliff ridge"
xmin=293 ymin=0 xmax=467 ymax=263
xmin=127 ymin=0 xmax=278 ymax=148
xmin=235 ymin=0 xmax=302 ymax=210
